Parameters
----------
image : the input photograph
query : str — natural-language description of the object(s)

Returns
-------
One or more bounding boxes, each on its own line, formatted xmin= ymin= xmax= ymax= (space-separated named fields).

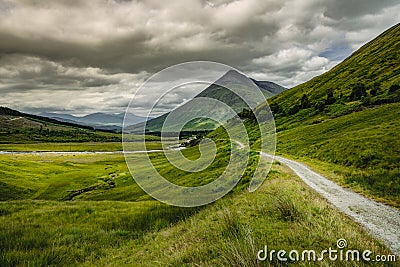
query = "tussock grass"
xmin=269 ymin=192 xmax=304 ymax=222
xmin=75 ymin=163 xmax=395 ymax=266
xmin=0 ymin=200 xmax=200 ymax=266
xmin=219 ymin=209 xmax=259 ymax=267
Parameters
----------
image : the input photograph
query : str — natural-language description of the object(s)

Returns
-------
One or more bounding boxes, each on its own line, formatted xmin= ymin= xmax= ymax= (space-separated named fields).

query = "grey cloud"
xmin=323 ymin=0 xmax=399 ymax=20
xmin=0 ymin=0 xmax=399 ymax=114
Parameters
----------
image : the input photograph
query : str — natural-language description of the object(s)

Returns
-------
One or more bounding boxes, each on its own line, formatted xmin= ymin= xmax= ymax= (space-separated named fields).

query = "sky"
xmin=0 ymin=0 xmax=399 ymax=116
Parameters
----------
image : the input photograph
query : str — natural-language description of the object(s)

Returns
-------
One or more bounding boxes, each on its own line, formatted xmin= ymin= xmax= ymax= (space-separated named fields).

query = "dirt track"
xmin=262 ymin=153 xmax=400 ymax=256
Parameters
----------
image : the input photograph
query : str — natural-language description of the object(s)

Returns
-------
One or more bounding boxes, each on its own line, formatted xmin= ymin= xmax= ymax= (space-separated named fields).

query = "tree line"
xmin=270 ymin=82 xmax=400 ymax=116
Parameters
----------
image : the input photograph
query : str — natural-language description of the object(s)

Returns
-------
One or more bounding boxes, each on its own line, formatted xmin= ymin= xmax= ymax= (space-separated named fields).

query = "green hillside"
xmin=268 ymin=23 xmax=400 ymax=117
xmin=0 ymin=107 xmax=121 ymax=143
xmin=249 ymin=23 xmax=400 ymax=206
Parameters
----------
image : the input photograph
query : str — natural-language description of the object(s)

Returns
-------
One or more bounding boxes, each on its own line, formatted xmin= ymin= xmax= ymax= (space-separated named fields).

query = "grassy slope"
xmin=269 ymin=23 xmax=400 ymax=111
xmin=250 ymin=23 xmax=400 ymax=206
xmin=1 ymin=163 xmax=396 ymax=266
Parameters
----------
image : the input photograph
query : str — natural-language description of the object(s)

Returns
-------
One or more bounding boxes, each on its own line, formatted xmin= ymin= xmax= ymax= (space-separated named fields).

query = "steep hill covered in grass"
xmin=268 ymin=23 xmax=399 ymax=117
xmin=249 ymin=23 xmax=400 ymax=206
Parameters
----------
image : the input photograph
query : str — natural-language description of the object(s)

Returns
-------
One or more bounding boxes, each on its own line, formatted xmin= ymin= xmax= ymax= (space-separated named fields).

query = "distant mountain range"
xmin=39 ymin=74 xmax=285 ymax=132
xmin=127 ymin=70 xmax=286 ymax=133
xmin=250 ymin=79 xmax=287 ymax=95
xmin=39 ymin=112 xmax=147 ymax=131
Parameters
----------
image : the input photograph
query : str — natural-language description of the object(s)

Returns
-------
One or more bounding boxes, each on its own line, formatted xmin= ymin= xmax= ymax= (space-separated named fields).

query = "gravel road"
xmin=262 ymin=153 xmax=400 ymax=256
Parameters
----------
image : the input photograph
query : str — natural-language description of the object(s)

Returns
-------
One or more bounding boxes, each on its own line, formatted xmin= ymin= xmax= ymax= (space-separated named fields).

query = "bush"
xmin=370 ymin=82 xmax=380 ymax=96
xmin=325 ymin=89 xmax=336 ymax=105
xmin=389 ymin=84 xmax=399 ymax=93
xmin=270 ymin=103 xmax=281 ymax=114
xmin=288 ymin=104 xmax=301 ymax=115
xmin=238 ymin=108 xmax=255 ymax=120
xmin=301 ymin=94 xmax=311 ymax=109
xmin=314 ymin=101 xmax=325 ymax=112
xmin=270 ymin=193 xmax=303 ymax=222
xmin=350 ymin=83 xmax=367 ymax=101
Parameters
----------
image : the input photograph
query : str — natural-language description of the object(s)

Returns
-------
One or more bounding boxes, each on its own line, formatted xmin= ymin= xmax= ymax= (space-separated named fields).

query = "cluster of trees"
xmin=270 ymin=82 xmax=399 ymax=116
xmin=29 ymin=127 xmax=86 ymax=138
xmin=237 ymin=108 xmax=272 ymax=123
xmin=349 ymin=83 xmax=367 ymax=101
xmin=145 ymin=130 xmax=212 ymax=140
xmin=238 ymin=108 xmax=256 ymax=120
xmin=354 ymin=82 xmax=400 ymax=105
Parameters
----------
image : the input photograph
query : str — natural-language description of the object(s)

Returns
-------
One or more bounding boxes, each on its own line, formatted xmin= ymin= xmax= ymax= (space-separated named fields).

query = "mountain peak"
xmin=213 ymin=69 xmax=255 ymax=87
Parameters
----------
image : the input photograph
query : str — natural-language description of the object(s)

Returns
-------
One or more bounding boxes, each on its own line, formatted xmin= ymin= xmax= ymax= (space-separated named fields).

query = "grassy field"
xmin=1 ymin=135 xmax=397 ymax=265
xmin=0 ymin=135 xmax=398 ymax=265
xmin=0 ymin=142 xmax=166 ymax=152
xmin=0 ymin=162 xmax=396 ymax=266
xmin=0 ymin=136 xmax=248 ymax=202
xmin=0 ymin=153 xmax=134 ymax=201
xmin=0 ymin=200 xmax=200 ymax=266
xmin=1 ymin=108 xmax=398 ymax=265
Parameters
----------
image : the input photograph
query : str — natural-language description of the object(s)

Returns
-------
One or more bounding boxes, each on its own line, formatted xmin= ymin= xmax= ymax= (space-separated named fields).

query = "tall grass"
xmin=219 ymin=208 xmax=259 ymax=267
xmin=0 ymin=200 xmax=199 ymax=266
xmin=86 ymin=163 xmax=396 ymax=266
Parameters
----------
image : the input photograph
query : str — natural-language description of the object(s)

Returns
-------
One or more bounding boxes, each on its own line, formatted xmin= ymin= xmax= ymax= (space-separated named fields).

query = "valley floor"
xmin=1 ymin=158 xmax=398 ymax=266
xmin=0 ymin=142 xmax=399 ymax=265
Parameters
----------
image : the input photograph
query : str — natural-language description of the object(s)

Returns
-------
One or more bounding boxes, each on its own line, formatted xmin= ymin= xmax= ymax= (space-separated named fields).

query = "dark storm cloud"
xmin=0 ymin=0 xmax=399 ymax=114
xmin=323 ymin=0 xmax=399 ymax=20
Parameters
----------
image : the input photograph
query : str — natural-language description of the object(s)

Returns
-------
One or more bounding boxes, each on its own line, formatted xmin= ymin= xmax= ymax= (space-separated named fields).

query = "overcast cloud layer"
xmin=0 ymin=0 xmax=399 ymax=115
